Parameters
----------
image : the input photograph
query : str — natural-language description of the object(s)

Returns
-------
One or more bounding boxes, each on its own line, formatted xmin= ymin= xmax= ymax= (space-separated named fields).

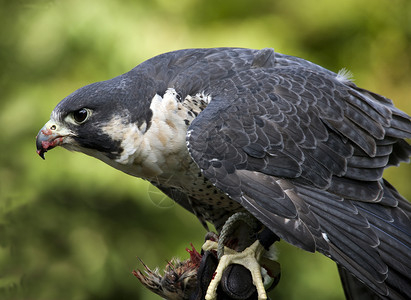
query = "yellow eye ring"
xmin=72 ymin=108 xmax=91 ymax=124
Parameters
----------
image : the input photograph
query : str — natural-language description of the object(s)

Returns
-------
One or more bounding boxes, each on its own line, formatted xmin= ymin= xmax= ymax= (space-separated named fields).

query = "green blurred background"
xmin=1 ymin=0 xmax=410 ymax=299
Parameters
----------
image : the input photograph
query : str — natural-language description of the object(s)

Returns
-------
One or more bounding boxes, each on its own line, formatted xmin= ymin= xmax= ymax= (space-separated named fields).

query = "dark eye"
xmin=72 ymin=108 xmax=89 ymax=124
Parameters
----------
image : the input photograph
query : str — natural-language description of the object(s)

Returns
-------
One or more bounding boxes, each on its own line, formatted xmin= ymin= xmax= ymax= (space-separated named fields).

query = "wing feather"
xmin=185 ymin=48 xmax=411 ymax=299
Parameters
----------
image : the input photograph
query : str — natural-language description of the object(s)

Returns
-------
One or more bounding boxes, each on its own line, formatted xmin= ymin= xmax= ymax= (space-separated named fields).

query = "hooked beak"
xmin=36 ymin=120 xmax=67 ymax=159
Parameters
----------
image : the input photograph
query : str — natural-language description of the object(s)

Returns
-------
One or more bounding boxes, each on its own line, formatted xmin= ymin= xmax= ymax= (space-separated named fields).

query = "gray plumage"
xmin=36 ymin=48 xmax=411 ymax=299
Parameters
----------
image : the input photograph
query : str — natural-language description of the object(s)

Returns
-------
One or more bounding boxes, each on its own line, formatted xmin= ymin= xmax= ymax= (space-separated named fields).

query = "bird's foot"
xmin=202 ymin=239 xmax=271 ymax=300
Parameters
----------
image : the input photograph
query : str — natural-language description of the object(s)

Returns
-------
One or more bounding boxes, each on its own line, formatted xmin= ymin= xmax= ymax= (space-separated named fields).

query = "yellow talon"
xmin=202 ymin=240 xmax=267 ymax=300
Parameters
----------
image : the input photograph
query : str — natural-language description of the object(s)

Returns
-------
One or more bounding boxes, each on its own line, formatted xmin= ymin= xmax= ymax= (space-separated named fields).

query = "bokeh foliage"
xmin=0 ymin=0 xmax=410 ymax=299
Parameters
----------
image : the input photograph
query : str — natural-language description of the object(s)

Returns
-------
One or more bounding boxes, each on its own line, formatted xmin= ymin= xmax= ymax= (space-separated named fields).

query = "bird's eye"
xmin=72 ymin=108 xmax=90 ymax=124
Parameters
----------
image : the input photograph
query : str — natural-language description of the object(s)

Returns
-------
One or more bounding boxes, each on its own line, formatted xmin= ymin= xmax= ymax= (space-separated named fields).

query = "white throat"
xmin=99 ymin=88 xmax=211 ymax=184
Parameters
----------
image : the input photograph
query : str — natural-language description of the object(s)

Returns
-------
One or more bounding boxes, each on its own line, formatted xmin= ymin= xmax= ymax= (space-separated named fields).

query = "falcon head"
xmin=36 ymin=73 xmax=155 ymax=163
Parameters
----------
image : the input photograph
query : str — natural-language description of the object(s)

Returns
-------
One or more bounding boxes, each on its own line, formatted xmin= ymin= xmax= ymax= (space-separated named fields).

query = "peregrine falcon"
xmin=36 ymin=48 xmax=411 ymax=300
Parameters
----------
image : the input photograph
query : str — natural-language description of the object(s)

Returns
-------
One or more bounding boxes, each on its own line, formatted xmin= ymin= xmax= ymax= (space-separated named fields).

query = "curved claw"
xmin=221 ymin=264 xmax=257 ymax=299
xmin=204 ymin=240 xmax=267 ymax=300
